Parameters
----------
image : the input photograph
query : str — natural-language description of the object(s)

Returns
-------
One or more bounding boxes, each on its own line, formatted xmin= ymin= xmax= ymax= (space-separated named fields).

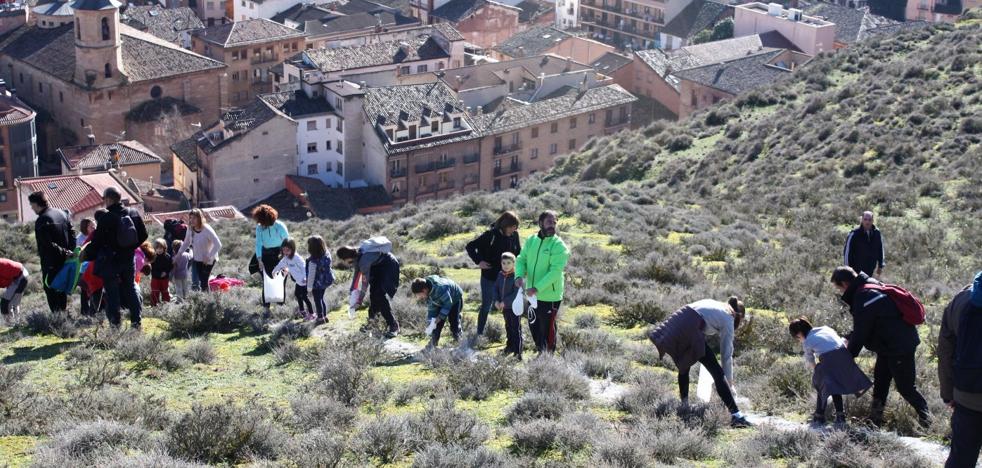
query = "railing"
xmin=390 ymin=167 xmax=407 ymax=178
xmin=251 ymin=54 xmax=277 ymax=65
xmin=463 ymin=174 xmax=479 ymax=185
xmin=418 ymin=180 xmax=456 ymax=195
xmin=493 ymin=143 xmax=522 ymax=155
xmin=414 ymin=158 xmax=455 ymax=174
xmin=493 ymin=162 xmax=522 ymax=176
xmin=605 ymin=117 xmax=630 ymax=127
xmin=463 ymin=153 xmax=480 ymax=164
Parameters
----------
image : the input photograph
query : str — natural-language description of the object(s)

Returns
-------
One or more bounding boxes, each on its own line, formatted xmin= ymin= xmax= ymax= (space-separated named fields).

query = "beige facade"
xmin=0 ymin=89 xmax=37 ymax=220
xmin=733 ymin=2 xmax=835 ymax=56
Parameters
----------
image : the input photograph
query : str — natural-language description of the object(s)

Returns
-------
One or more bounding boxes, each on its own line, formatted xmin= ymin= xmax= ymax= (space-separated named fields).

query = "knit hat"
xmin=971 ymin=271 xmax=982 ymax=308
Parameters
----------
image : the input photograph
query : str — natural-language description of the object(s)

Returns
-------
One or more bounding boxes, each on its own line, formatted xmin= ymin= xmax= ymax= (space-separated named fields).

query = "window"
xmin=76 ymin=18 xmax=80 ymax=39
xmin=690 ymin=91 xmax=697 ymax=107
xmin=306 ymin=120 xmax=317 ymax=131
xmin=233 ymin=51 xmax=240 ymax=61
xmin=283 ymin=43 xmax=290 ymax=52
xmin=511 ymin=133 xmax=519 ymax=145
xmin=568 ymin=139 xmax=576 ymax=150
xmin=588 ymin=113 xmax=596 ymax=124
xmin=101 ymin=17 xmax=110 ymax=41
xmin=550 ymin=122 xmax=558 ymax=133
xmin=336 ymin=140 xmax=343 ymax=154
xmin=453 ymin=117 xmax=461 ymax=129
xmin=151 ymin=85 xmax=162 ymax=99
xmin=325 ymin=140 xmax=332 ymax=150
xmin=292 ymin=42 xmax=298 ymax=51
xmin=531 ymin=127 xmax=539 ymax=138
xmin=530 ymin=148 xmax=539 ymax=159
xmin=437 ymin=62 xmax=445 ymax=70
xmin=253 ymin=178 xmax=259 ymax=183
xmin=494 ymin=136 xmax=502 ymax=148
xmin=81 ymin=118 xmax=85 ymax=128
xmin=325 ymin=118 xmax=331 ymax=128
xmin=570 ymin=117 xmax=577 ymax=129
xmin=59 ymin=91 xmax=63 ymax=103
xmin=336 ymin=119 xmax=342 ymax=132
xmin=307 ymin=142 xmax=317 ymax=153
xmin=337 ymin=161 xmax=343 ymax=176
xmin=493 ymin=179 xmax=501 ymax=191
xmin=335 ymin=97 xmax=343 ymax=111
xmin=509 ymin=175 xmax=518 ymax=188
xmin=549 ymin=143 xmax=557 ymax=155
xmin=37 ymin=82 xmax=42 ymax=93
xmin=325 ymin=161 xmax=333 ymax=172
xmin=307 ymin=164 xmax=318 ymax=175
xmin=104 ymin=63 xmax=111 ymax=78
xmin=431 ymin=121 xmax=439 ymax=132
xmin=417 ymin=64 xmax=428 ymax=73
xmin=253 ymin=155 xmax=259 ymax=159
xmin=0 ymin=193 xmax=6 ymax=202
xmin=253 ymin=48 xmax=260 ymax=57
xmin=399 ymin=66 xmax=410 ymax=75
xmin=231 ymin=71 xmax=239 ymax=81
xmin=18 ymin=73 xmax=23 ymax=83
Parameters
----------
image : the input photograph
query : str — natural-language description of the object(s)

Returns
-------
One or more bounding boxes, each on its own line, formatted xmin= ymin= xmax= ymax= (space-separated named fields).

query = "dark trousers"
xmin=503 ymin=308 xmax=523 ymax=358
xmin=816 ymin=394 xmax=844 ymax=415
xmin=946 ymin=403 xmax=982 ymax=468
xmin=103 ymin=261 xmax=141 ymax=327
xmin=368 ymin=286 xmax=399 ymax=332
xmin=41 ymin=267 xmax=68 ymax=313
xmin=191 ymin=261 xmax=214 ymax=292
xmin=312 ymin=288 xmax=327 ymax=319
xmin=431 ymin=301 xmax=462 ymax=347
xmin=477 ymin=277 xmax=495 ymax=334
xmin=294 ymin=284 xmax=312 ymax=312
xmin=80 ymin=287 xmax=92 ymax=316
xmin=872 ymin=354 xmax=929 ymax=418
xmin=678 ymin=343 xmax=740 ymax=414
xmin=529 ymin=300 xmax=561 ymax=353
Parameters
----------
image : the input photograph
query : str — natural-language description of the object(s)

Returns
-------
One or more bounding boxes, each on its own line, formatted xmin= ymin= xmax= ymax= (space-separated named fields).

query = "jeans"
xmin=503 ymin=307 xmax=523 ymax=358
xmin=477 ymin=277 xmax=495 ymax=334
xmin=312 ymin=288 xmax=327 ymax=319
xmin=946 ymin=403 xmax=982 ymax=468
xmin=191 ymin=261 xmax=214 ymax=292
xmin=678 ymin=343 xmax=740 ymax=414
xmin=295 ymin=284 xmax=312 ymax=313
xmin=872 ymin=354 xmax=929 ymax=419
xmin=41 ymin=267 xmax=68 ymax=313
xmin=150 ymin=278 xmax=170 ymax=306
xmin=431 ymin=300 xmax=462 ymax=347
xmin=529 ymin=300 xmax=561 ymax=353
xmin=368 ymin=286 xmax=399 ymax=332
xmin=103 ymin=260 xmax=141 ymax=327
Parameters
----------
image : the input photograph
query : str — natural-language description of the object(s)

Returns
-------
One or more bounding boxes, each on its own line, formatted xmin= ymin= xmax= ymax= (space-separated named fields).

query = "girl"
xmin=649 ymin=296 xmax=753 ymax=428
xmin=0 ymin=258 xmax=29 ymax=321
xmin=273 ymin=238 xmax=313 ymax=320
xmin=171 ymin=240 xmax=192 ymax=300
xmin=176 ymin=209 xmax=222 ymax=292
xmin=494 ymin=252 xmax=522 ymax=359
xmin=789 ymin=317 xmax=872 ymax=429
xmin=251 ymin=205 xmax=289 ymax=311
xmin=149 ymin=238 xmax=172 ymax=306
xmin=306 ymin=236 xmax=334 ymax=324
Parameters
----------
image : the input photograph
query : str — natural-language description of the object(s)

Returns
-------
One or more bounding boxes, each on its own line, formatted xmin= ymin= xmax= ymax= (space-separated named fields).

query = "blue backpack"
xmin=306 ymin=255 xmax=334 ymax=290
xmin=45 ymin=247 xmax=82 ymax=294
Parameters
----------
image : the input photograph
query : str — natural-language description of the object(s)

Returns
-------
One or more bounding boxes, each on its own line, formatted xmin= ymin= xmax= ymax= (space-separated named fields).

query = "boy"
xmin=171 ymin=240 xmax=192 ymax=300
xmin=789 ymin=317 xmax=872 ymax=429
xmin=0 ymin=258 xmax=29 ymax=321
xmin=149 ymin=239 xmax=172 ymax=306
xmin=412 ymin=275 xmax=463 ymax=348
xmin=494 ymin=252 xmax=522 ymax=359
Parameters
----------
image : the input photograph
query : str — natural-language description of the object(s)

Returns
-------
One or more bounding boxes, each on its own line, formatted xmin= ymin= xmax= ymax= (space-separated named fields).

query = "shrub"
xmin=567 ymin=351 xmax=632 ymax=381
xmin=73 ymin=356 xmax=127 ymax=389
xmin=639 ymin=416 xmax=714 ymax=464
xmin=560 ymin=327 xmax=622 ymax=354
xmin=806 ymin=430 xmax=875 ymax=468
xmin=649 ymin=398 xmax=729 ymax=437
xmin=316 ymin=334 xmax=385 ymax=405
xmin=354 ymin=414 xmax=416 ymax=464
xmin=94 ymin=451 xmax=205 ymax=468
xmin=483 ymin=319 xmax=504 ymax=343
xmin=0 ymin=364 xmax=58 ymax=436
xmin=157 ymin=291 xmax=251 ymax=336
xmin=617 ymin=370 xmax=674 ymax=416
xmin=743 ymin=426 xmax=819 ymax=461
xmin=24 ymin=310 xmax=78 ymax=337
xmin=271 ymin=339 xmax=304 ymax=365
xmin=411 ymin=398 xmax=489 ymax=449
xmin=290 ymin=429 xmax=346 ymax=468
xmin=574 ymin=313 xmax=599 ymax=329
xmin=592 ymin=434 xmax=649 ymax=468
xmin=523 ymin=356 xmax=590 ymax=400
xmin=32 ymin=421 xmax=155 ymax=467
xmin=182 ymin=337 xmax=216 ymax=364
xmin=509 ymin=418 xmax=559 ymax=455
xmin=505 ymin=392 xmax=572 ymax=423
xmin=411 ymin=444 xmax=509 ymax=468
xmin=267 ymin=320 xmax=313 ymax=348
xmin=438 ymin=354 xmax=515 ymax=401
xmin=166 ymin=402 xmax=287 ymax=464
xmin=113 ymin=332 xmax=187 ymax=371
xmin=290 ymin=395 xmax=357 ymax=431
xmin=65 ymin=388 xmax=172 ymax=430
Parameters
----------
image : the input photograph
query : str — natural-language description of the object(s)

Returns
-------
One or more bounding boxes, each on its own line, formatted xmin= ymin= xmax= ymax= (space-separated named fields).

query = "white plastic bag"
xmin=263 ymin=271 xmax=286 ymax=304
xmin=696 ymin=364 xmax=713 ymax=403
xmin=511 ymin=288 xmax=525 ymax=316
xmin=348 ymin=290 xmax=361 ymax=318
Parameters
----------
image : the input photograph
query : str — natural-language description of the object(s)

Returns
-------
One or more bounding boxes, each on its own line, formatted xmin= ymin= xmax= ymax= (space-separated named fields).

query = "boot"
xmin=730 ymin=414 xmax=753 ymax=428
xmin=868 ymin=399 xmax=886 ymax=427
xmin=810 ymin=412 xmax=827 ymax=428
xmin=833 ymin=413 xmax=848 ymax=430
xmin=917 ymin=410 xmax=932 ymax=430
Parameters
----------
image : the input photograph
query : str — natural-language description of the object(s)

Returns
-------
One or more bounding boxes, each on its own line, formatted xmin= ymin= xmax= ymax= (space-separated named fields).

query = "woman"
xmin=464 ymin=211 xmax=521 ymax=335
xmin=251 ymin=204 xmax=288 ymax=310
xmin=649 ymin=296 xmax=753 ymax=428
xmin=176 ymin=209 xmax=222 ymax=292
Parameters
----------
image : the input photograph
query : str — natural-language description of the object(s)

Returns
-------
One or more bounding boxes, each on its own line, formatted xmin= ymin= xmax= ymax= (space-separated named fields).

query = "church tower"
xmin=72 ymin=0 xmax=126 ymax=89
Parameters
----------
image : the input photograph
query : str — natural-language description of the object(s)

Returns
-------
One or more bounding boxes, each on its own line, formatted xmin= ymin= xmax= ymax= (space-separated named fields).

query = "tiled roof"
xmin=196 ymin=98 xmax=281 ymax=154
xmin=192 ymin=18 xmax=305 ymax=47
xmin=18 ymin=172 xmax=139 ymax=214
xmin=803 ymin=3 xmax=897 ymax=44
xmin=315 ymin=11 xmax=417 ymax=36
xmin=473 ymin=83 xmax=636 ymax=135
xmin=0 ymin=23 xmax=225 ymax=84
xmin=591 ymin=51 xmax=632 ymax=75
xmin=127 ymin=177 xmax=186 ymax=202
xmin=634 ymin=34 xmax=778 ymax=91
xmin=363 ymin=81 xmax=479 ymax=153
xmin=259 ymin=90 xmax=336 ymax=118
xmin=0 ymin=92 xmax=35 ymax=125
xmin=147 ymin=205 xmax=245 ymax=224
xmin=170 ymin=137 xmax=199 ymax=171
xmin=429 ymin=22 xmax=465 ymax=41
xmin=33 ymin=1 xmax=73 ymax=16
xmin=284 ymin=175 xmax=392 ymax=220
xmin=443 ymin=54 xmax=592 ymax=91
xmin=70 ymin=0 xmax=122 ymax=11
xmin=661 ymin=0 xmax=730 ymax=39
xmin=857 ymin=20 xmax=931 ymax=41
xmin=673 ymin=49 xmax=789 ymax=95
xmin=59 ymin=140 xmax=164 ymax=171
xmin=242 ymin=189 xmax=312 ymax=222
xmin=494 ymin=25 xmax=570 ymax=57
xmin=516 ymin=0 xmax=550 ymax=23
xmin=431 ymin=0 xmax=486 ymax=22
xmin=303 ymin=34 xmax=448 ymax=72
xmin=122 ymin=6 xmax=204 ymax=44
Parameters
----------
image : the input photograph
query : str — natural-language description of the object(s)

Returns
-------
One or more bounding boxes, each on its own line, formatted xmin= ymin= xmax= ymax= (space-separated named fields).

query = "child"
xmin=133 ymin=241 xmax=156 ymax=307
xmin=789 ymin=317 xmax=872 ymax=429
xmin=273 ymin=238 xmax=313 ymax=319
xmin=171 ymin=240 xmax=192 ymax=300
xmin=0 ymin=258 xmax=29 ymax=321
xmin=305 ymin=236 xmax=334 ymax=324
xmin=494 ymin=252 xmax=522 ymax=359
xmin=150 ymin=239 xmax=172 ymax=306
xmin=412 ymin=275 xmax=464 ymax=348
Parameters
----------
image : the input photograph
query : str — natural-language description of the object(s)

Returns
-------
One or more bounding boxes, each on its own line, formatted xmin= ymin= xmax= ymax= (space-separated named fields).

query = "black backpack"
xmin=115 ymin=210 xmax=139 ymax=250
xmin=954 ymin=303 xmax=982 ymax=393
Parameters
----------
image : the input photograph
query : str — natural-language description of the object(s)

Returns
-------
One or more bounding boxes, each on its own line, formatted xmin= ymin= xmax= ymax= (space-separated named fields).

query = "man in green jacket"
xmin=515 ymin=210 xmax=570 ymax=354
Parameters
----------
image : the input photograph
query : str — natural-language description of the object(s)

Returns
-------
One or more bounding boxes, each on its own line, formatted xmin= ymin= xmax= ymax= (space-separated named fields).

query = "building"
xmin=170 ymin=137 xmax=200 ymax=204
xmin=492 ymin=25 xmax=614 ymax=63
xmin=121 ymin=5 xmax=205 ymax=49
xmin=590 ymin=50 xmax=633 ymax=89
xmin=270 ymin=0 xmax=420 ymax=49
xmin=905 ymin=0 xmax=980 ymax=22
xmin=0 ymin=0 xmax=227 ymax=168
xmin=675 ymin=48 xmax=808 ymax=118
xmin=191 ymin=18 xmax=306 ymax=106
xmin=429 ymin=0 xmax=523 ymax=49
xmin=281 ymin=174 xmax=392 ymax=218
xmin=145 ymin=205 xmax=245 ymax=224
xmin=555 ymin=0 xmax=578 ymax=29
xmin=0 ymin=85 xmax=38 ymax=220
xmin=189 ymin=0 xmax=228 ymax=27
xmin=14 ymin=171 xmax=143 ymax=223
xmin=125 ymin=177 xmax=188 ymax=212
xmin=179 ymin=98 xmax=297 ymax=209
xmin=658 ymin=0 xmax=731 ymax=49
xmin=58 ymin=140 xmax=164 ymax=182
xmin=259 ymin=90 xmax=344 ymax=187
xmin=578 ymin=0 xmax=694 ymax=50
xmin=32 ymin=1 xmax=76 ymax=29
xmin=732 ymin=2 xmax=835 ymax=56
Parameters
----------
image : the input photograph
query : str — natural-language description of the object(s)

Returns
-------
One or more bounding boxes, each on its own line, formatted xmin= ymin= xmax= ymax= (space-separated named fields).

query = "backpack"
xmin=115 ymin=211 xmax=140 ymax=250
xmin=360 ymin=236 xmax=392 ymax=255
xmin=954 ymin=303 xmax=982 ymax=393
xmin=306 ymin=255 xmax=334 ymax=290
xmin=862 ymin=283 xmax=926 ymax=326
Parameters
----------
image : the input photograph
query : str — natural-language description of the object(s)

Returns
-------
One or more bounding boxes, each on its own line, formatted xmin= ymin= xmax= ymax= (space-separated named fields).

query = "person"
xmin=28 ymin=191 xmax=76 ymax=313
xmin=171 ymin=240 xmax=192 ymax=301
xmin=133 ymin=241 xmax=156 ymax=307
xmin=251 ymin=205 xmax=288 ymax=311
xmin=413 ymin=275 xmax=463 ymax=348
xmin=843 ymin=211 xmax=885 ymax=277
xmin=788 ymin=317 xmax=872 ymax=429
xmin=465 ymin=211 xmax=521 ymax=335
xmin=305 ymin=236 xmax=334 ymax=324
xmin=649 ymin=297 xmax=753 ymax=428
xmin=337 ymin=237 xmax=401 ymax=338
xmin=77 ymin=216 xmax=98 ymax=316
xmin=163 ymin=218 xmax=188 ymax=256
xmin=76 ymin=218 xmax=95 ymax=247
xmin=938 ymin=272 xmax=982 ymax=468
xmin=272 ymin=238 xmax=312 ymax=319
xmin=86 ymin=187 xmax=148 ymax=329
xmin=515 ymin=211 xmax=569 ymax=354
xmin=80 ymin=209 xmax=108 ymax=316
xmin=0 ymin=258 xmax=29 ymax=321
xmin=494 ymin=252 xmax=522 ymax=359
xmin=831 ymin=266 xmax=930 ymax=427
xmin=176 ymin=209 xmax=222 ymax=292
xmin=149 ymin=239 xmax=172 ymax=306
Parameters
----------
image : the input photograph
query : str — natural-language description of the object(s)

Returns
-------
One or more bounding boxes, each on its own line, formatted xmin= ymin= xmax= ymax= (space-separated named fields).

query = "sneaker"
xmin=314 ymin=317 xmax=326 ymax=325
xmin=384 ymin=329 xmax=399 ymax=339
xmin=730 ymin=415 xmax=754 ymax=428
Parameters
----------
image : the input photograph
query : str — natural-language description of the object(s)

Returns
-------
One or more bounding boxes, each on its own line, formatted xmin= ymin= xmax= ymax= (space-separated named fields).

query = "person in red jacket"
xmin=0 ymin=258 xmax=29 ymax=320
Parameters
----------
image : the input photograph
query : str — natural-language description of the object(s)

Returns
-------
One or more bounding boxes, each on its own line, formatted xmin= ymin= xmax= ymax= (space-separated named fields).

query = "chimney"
xmin=578 ymin=74 xmax=588 ymax=93
xmin=790 ymin=0 xmax=798 ymax=8
xmin=564 ymin=56 xmax=572 ymax=71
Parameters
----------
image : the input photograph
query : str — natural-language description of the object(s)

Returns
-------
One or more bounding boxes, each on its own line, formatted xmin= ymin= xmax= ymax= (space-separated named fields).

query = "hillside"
xmin=0 ymin=16 xmax=980 ymax=467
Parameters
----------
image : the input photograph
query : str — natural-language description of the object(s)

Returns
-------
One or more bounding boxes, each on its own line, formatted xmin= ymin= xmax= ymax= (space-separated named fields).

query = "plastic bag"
xmin=511 ymin=288 xmax=524 ymax=316
xmin=696 ymin=364 xmax=713 ymax=402
xmin=263 ymin=271 xmax=286 ymax=304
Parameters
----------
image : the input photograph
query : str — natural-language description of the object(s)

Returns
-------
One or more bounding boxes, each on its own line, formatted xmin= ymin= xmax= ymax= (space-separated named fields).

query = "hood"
xmin=971 ymin=271 xmax=982 ymax=308
xmin=841 ymin=273 xmax=873 ymax=306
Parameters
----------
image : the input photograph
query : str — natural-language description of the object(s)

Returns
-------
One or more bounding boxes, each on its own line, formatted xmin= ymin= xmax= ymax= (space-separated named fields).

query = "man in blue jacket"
xmin=412 ymin=275 xmax=463 ymax=348
xmin=843 ymin=211 xmax=885 ymax=277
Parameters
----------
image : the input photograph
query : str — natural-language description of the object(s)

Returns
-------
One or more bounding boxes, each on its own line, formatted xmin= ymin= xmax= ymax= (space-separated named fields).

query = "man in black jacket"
xmin=843 ymin=211 xmax=885 ymax=277
xmin=87 ymin=188 xmax=148 ymax=329
xmin=938 ymin=273 xmax=982 ymax=468
xmin=465 ymin=211 xmax=521 ymax=335
xmin=832 ymin=266 xmax=929 ymax=427
xmin=29 ymin=191 xmax=76 ymax=313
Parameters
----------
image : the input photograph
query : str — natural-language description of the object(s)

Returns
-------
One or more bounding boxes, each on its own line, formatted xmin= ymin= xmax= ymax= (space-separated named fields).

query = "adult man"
xmin=337 ymin=236 xmax=401 ymax=338
xmin=465 ymin=211 xmax=521 ymax=335
xmin=843 ymin=211 xmax=885 ymax=277
xmin=515 ymin=211 xmax=569 ymax=354
xmin=86 ymin=188 xmax=148 ymax=329
xmin=29 ymin=191 xmax=76 ymax=313
xmin=412 ymin=275 xmax=464 ymax=348
xmin=938 ymin=272 xmax=982 ymax=468
xmin=831 ymin=266 xmax=930 ymax=427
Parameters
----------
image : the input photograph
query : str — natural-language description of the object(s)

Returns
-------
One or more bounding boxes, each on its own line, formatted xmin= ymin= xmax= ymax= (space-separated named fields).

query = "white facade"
xmin=555 ymin=0 xmax=578 ymax=29
xmin=295 ymin=112 xmax=345 ymax=187
xmin=234 ymin=0 xmax=293 ymax=20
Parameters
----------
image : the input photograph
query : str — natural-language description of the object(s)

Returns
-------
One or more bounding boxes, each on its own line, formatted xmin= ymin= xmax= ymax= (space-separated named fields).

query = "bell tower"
xmin=72 ymin=0 xmax=126 ymax=89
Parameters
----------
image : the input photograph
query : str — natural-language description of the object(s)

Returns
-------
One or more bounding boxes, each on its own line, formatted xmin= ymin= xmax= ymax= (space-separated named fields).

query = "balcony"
xmin=390 ymin=167 xmax=408 ymax=178
xmin=493 ymin=143 xmax=522 ymax=155
xmin=493 ymin=162 xmax=522 ymax=176
xmin=250 ymin=54 xmax=277 ymax=65
xmin=605 ymin=116 xmax=630 ymax=128
xmin=418 ymin=181 xmax=456 ymax=195
xmin=414 ymin=158 xmax=455 ymax=174
xmin=463 ymin=174 xmax=479 ymax=186
xmin=463 ymin=153 xmax=480 ymax=164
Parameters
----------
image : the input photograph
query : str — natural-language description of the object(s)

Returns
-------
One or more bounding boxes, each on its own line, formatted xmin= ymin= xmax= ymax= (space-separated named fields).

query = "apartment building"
xmin=270 ymin=0 xmax=420 ymax=49
xmin=905 ymin=0 xmax=980 ymax=22
xmin=260 ymin=90 xmax=345 ymax=187
xmin=733 ymin=2 xmax=835 ymax=55
xmin=578 ymin=0 xmax=692 ymax=50
xmin=493 ymin=25 xmax=614 ymax=64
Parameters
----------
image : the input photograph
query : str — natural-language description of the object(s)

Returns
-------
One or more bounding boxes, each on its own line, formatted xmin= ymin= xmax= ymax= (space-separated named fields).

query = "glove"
xmin=348 ymin=305 xmax=357 ymax=319
xmin=424 ymin=318 xmax=437 ymax=336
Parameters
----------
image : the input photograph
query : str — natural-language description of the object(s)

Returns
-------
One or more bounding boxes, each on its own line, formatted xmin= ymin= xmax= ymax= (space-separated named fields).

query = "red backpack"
xmin=862 ymin=283 xmax=926 ymax=326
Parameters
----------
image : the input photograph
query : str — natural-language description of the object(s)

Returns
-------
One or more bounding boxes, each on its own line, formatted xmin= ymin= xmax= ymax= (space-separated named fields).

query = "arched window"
xmin=150 ymin=85 xmax=162 ymax=99
xmin=104 ymin=63 xmax=112 ymax=78
xmin=101 ymin=17 xmax=110 ymax=40
xmin=76 ymin=18 xmax=81 ymax=39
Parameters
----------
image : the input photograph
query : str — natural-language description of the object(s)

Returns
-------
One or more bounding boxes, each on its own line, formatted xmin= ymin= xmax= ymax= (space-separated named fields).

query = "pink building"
xmin=733 ymin=2 xmax=835 ymax=56
xmin=905 ymin=0 xmax=980 ymax=22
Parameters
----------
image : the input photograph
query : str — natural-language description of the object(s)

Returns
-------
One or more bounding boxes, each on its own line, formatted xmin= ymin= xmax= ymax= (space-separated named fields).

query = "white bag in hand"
xmin=424 ymin=318 xmax=437 ymax=336
xmin=347 ymin=290 xmax=361 ymax=318
xmin=511 ymin=288 xmax=525 ymax=317
xmin=262 ymin=271 xmax=286 ymax=304
xmin=696 ymin=364 xmax=714 ymax=403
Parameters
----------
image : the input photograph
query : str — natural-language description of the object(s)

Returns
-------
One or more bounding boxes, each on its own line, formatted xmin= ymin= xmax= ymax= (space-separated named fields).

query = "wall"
xmin=193 ymin=36 xmax=302 ymax=106
xmin=545 ymin=36 xmax=614 ymax=64
xmin=449 ymin=3 xmax=521 ymax=49
xmin=171 ymin=152 xmax=198 ymax=203
xmin=733 ymin=5 xmax=835 ymax=55
xmin=632 ymin=57 xmax=680 ymax=117
xmin=677 ymin=79 xmax=732 ymax=119
xmin=296 ymin=112 xmax=345 ymax=187
xmin=205 ymin=116 xmax=298 ymax=208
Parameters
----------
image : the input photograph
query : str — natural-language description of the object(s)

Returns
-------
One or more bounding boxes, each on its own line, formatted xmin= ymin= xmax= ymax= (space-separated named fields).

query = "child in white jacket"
xmin=272 ymin=238 xmax=313 ymax=319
